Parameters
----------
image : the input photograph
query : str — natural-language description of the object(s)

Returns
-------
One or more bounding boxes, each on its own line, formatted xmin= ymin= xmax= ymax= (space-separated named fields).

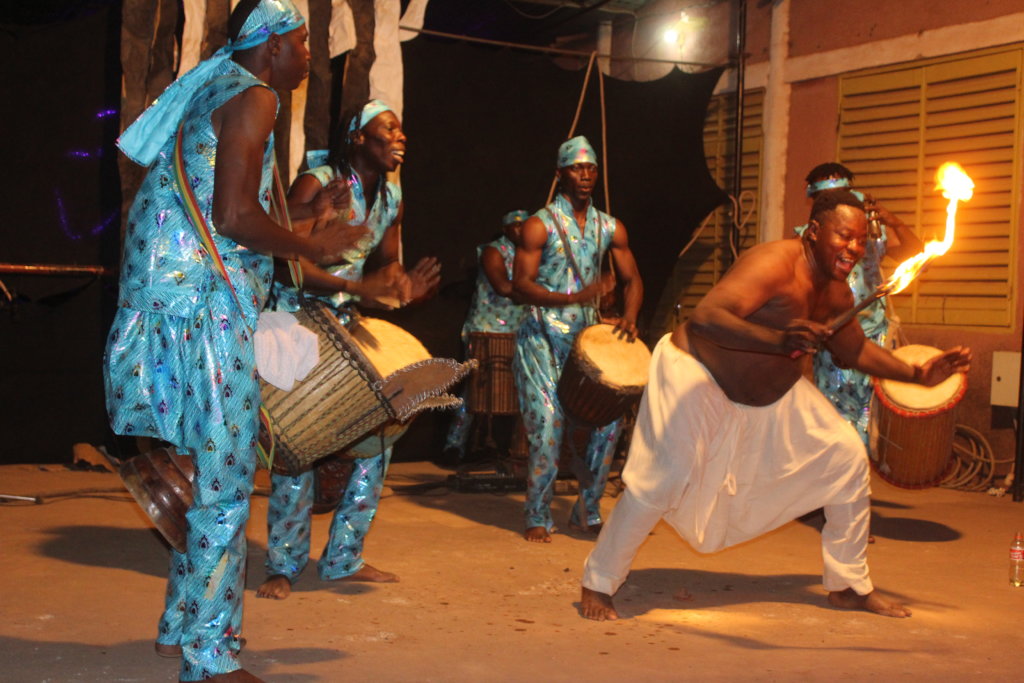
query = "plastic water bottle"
xmin=1011 ymin=532 xmax=1024 ymax=587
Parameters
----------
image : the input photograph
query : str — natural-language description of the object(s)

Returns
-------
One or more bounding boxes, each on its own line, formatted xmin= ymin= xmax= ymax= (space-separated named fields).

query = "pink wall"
xmin=783 ymin=78 xmax=838 ymax=235
xmin=788 ymin=0 xmax=1022 ymax=57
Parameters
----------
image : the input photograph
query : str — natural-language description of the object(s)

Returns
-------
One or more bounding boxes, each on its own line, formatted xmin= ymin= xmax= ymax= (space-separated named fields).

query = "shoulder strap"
xmin=543 ymin=207 xmax=584 ymax=290
xmin=172 ymin=121 xmax=298 ymax=472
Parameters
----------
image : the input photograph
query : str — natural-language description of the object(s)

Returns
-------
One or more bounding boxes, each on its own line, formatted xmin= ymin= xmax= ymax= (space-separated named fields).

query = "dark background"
xmin=0 ymin=0 xmax=726 ymax=464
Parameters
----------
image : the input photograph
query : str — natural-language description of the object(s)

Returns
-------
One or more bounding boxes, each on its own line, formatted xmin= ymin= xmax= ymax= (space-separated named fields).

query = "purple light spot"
xmin=54 ymin=188 xmax=119 ymax=241
xmin=65 ymin=147 xmax=105 ymax=160
xmin=96 ymin=109 xmax=118 ymax=119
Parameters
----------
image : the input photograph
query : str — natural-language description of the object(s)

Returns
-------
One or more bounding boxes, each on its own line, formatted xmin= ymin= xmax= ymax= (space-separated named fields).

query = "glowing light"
xmin=663 ymin=11 xmax=692 ymax=48
xmin=883 ymin=162 xmax=973 ymax=295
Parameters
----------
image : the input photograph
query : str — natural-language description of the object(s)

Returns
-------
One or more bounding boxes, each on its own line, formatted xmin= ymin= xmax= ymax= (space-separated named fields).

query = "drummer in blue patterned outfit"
xmin=513 ymin=136 xmax=643 ymax=543
xmin=104 ymin=1 xmax=362 ymax=680
xmin=442 ymin=209 xmax=528 ymax=460
xmin=255 ymin=99 xmax=441 ymax=600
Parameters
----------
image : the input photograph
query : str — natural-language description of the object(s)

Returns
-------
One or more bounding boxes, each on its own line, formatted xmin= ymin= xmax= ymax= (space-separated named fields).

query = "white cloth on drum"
xmin=582 ymin=335 xmax=873 ymax=596
xmin=254 ymin=311 xmax=319 ymax=391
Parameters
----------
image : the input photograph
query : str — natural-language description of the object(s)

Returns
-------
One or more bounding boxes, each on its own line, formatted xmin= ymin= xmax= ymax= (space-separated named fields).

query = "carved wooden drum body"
xmin=466 ymin=332 xmax=518 ymax=415
xmin=557 ymin=323 xmax=652 ymax=428
xmin=261 ymin=304 xmax=472 ymax=475
xmin=872 ymin=344 xmax=967 ymax=488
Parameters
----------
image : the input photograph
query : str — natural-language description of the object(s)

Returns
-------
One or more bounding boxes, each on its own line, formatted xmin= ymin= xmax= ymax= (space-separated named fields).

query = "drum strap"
xmin=172 ymin=122 xmax=302 ymax=471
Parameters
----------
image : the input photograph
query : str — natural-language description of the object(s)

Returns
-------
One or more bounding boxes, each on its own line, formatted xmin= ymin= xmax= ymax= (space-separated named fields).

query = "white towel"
xmin=254 ymin=311 xmax=320 ymax=391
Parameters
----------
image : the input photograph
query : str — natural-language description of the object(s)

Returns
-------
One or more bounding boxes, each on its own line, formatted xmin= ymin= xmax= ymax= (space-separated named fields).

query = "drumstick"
xmin=788 ymin=287 xmax=888 ymax=359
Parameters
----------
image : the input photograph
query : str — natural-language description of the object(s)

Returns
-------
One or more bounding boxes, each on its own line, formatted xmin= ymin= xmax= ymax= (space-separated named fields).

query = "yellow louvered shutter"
xmin=652 ymin=89 xmax=764 ymax=334
xmin=838 ymin=47 xmax=1022 ymax=329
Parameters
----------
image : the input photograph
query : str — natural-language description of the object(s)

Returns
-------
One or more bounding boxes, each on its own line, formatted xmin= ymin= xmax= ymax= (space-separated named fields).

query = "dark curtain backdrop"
xmin=0 ymin=20 xmax=727 ymax=464
xmin=0 ymin=3 xmax=123 ymax=464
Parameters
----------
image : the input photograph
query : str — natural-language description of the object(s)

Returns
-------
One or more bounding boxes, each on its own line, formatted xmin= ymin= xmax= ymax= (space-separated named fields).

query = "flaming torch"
xmin=824 ymin=162 xmax=974 ymax=334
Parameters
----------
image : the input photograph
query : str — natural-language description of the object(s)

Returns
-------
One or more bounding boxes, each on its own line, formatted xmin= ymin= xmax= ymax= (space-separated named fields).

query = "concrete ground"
xmin=1 ymin=459 xmax=1022 ymax=682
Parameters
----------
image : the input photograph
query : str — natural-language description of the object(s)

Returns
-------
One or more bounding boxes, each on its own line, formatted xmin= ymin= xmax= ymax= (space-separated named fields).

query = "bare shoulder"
xmin=520 ymin=215 xmax=549 ymax=249
xmin=723 ymin=238 xmax=800 ymax=285
xmin=738 ymin=238 xmax=801 ymax=264
xmin=214 ymin=85 xmax=277 ymax=138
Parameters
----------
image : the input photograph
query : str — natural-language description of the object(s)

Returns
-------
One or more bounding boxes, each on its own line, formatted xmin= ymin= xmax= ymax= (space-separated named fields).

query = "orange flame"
xmin=882 ymin=162 xmax=974 ymax=295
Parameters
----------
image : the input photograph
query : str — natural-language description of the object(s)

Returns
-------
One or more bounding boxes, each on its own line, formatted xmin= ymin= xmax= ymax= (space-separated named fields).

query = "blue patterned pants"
xmin=265 ymin=449 xmax=391 ymax=581
xmin=514 ymin=328 xmax=621 ymax=531
xmin=107 ymin=304 xmax=260 ymax=681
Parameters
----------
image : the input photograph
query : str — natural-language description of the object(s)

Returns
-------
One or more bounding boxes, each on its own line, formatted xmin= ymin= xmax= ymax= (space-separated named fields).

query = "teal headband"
xmin=502 ymin=210 xmax=530 ymax=226
xmin=117 ymin=0 xmax=305 ymax=166
xmin=557 ymin=136 xmax=597 ymax=168
xmin=806 ymin=176 xmax=851 ymax=197
xmin=348 ymin=100 xmax=395 ymax=134
xmin=233 ymin=0 xmax=305 ymax=50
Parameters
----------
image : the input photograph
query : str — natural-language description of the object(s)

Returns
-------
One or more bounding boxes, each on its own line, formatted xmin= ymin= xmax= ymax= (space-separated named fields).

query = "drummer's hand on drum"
xmin=914 ymin=346 xmax=972 ymax=386
xmin=405 ymin=257 xmax=442 ymax=304
xmin=352 ymin=268 xmax=405 ymax=309
xmin=603 ymin=316 xmax=639 ymax=342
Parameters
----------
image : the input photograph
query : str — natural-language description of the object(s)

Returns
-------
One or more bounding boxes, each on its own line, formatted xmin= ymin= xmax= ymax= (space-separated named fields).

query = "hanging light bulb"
xmin=662 ymin=11 xmax=691 ymax=48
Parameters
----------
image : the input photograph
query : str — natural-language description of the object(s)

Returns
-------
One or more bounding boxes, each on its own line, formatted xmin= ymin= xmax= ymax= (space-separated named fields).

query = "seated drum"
xmin=467 ymin=332 xmax=518 ymax=416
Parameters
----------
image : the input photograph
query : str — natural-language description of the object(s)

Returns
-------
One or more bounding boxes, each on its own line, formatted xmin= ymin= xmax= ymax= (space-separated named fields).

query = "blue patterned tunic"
xmin=269 ymin=162 xmax=401 ymax=316
xmin=514 ymin=194 xmax=622 ymax=532
xmin=462 ymin=236 xmax=524 ymax=341
xmin=104 ymin=61 xmax=276 ymax=679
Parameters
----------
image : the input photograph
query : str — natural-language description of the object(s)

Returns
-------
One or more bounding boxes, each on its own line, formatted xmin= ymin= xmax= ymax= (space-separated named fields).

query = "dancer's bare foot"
xmin=334 ymin=563 xmax=399 ymax=583
xmin=828 ymin=588 xmax=911 ymax=617
xmin=580 ymin=586 xmax=619 ymax=621
xmin=256 ymin=574 xmax=292 ymax=600
xmin=524 ymin=526 xmax=551 ymax=543
xmin=181 ymin=669 xmax=264 ymax=683
xmin=569 ymin=521 xmax=603 ymax=535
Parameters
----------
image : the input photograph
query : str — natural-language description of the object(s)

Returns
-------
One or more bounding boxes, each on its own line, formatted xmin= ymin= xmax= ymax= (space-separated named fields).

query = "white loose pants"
xmin=583 ymin=336 xmax=873 ymax=596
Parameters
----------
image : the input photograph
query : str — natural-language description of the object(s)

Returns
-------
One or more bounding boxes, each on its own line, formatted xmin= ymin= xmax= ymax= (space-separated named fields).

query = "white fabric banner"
xmin=179 ymin=0 xmax=207 ymax=75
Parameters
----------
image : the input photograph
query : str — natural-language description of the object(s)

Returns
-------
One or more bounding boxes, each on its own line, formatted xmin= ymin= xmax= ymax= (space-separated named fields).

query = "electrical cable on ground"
xmin=941 ymin=423 xmax=1015 ymax=494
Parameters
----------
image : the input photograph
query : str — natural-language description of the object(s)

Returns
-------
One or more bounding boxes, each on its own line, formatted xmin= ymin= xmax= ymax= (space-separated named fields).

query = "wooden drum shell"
xmin=466 ymin=332 xmax=518 ymax=415
xmin=261 ymin=304 xmax=472 ymax=475
xmin=872 ymin=344 xmax=967 ymax=489
xmin=260 ymin=305 xmax=399 ymax=475
xmin=556 ymin=324 xmax=651 ymax=428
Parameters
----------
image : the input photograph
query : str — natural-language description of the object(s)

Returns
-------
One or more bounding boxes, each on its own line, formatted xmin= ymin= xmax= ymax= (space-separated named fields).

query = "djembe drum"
xmin=119 ymin=305 xmax=474 ymax=552
xmin=261 ymin=305 xmax=472 ymax=475
xmin=872 ymin=344 xmax=967 ymax=488
xmin=466 ymin=332 xmax=518 ymax=415
xmin=557 ymin=323 xmax=652 ymax=428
